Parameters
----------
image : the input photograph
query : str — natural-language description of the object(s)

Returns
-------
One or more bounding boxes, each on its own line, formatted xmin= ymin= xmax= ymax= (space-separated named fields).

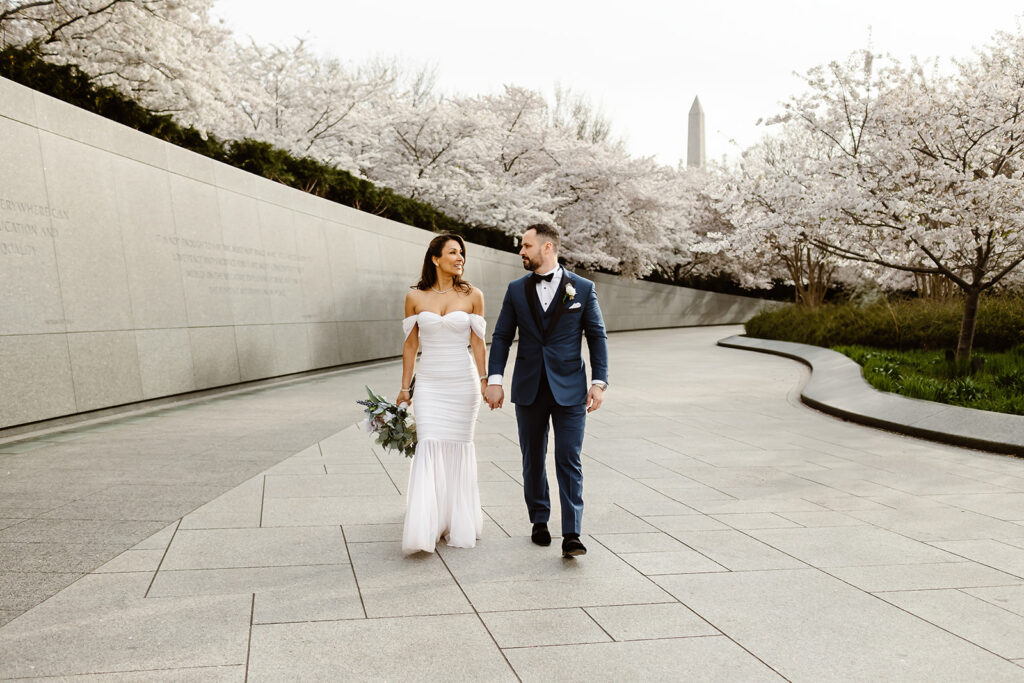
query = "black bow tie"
xmin=531 ymin=272 xmax=555 ymax=283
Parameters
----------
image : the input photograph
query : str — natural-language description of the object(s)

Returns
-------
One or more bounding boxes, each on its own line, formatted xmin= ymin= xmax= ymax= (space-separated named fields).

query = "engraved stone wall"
xmin=0 ymin=75 xmax=771 ymax=429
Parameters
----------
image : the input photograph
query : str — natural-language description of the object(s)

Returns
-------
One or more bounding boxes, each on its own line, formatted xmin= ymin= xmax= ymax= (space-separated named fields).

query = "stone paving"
xmin=0 ymin=361 xmax=402 ymax=622
xmin=2 ymin=326 xmax=1024 ymax=681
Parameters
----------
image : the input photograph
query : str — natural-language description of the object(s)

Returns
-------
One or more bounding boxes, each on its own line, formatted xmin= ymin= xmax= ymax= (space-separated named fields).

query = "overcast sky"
xmin=212 ymin=0 xmax=1022 ymax=166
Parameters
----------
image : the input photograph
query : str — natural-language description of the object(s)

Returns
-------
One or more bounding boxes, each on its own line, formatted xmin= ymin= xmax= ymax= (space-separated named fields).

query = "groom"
xmin=484 ymin=224 xmax=609 ymax=558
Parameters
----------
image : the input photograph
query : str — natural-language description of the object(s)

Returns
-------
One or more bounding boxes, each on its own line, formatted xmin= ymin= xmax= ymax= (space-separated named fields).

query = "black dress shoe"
xmin=531 ymin=522 xmax=551 ymax=546
xmin=562 ymin=534 xmax=587 ymax=557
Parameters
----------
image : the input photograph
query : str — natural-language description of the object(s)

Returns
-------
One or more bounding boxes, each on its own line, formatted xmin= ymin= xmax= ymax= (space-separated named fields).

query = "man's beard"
xmin=522 ymin=254 xmax=541 ymax=271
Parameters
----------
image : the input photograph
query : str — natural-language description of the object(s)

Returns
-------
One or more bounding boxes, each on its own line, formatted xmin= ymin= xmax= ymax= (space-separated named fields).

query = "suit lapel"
xmin=545 ymin=271 xmax=572 ymax=338
xmin=523 ymin=276 xmax=543 ymax=336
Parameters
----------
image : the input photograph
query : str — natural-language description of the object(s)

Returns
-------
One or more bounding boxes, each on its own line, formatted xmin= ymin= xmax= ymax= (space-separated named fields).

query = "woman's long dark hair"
xmin=414 ymin=234 xmax=472 ymax=292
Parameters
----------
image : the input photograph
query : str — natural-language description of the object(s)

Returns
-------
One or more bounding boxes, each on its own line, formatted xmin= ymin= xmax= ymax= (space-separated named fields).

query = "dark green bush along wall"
xmin=745 ymin=296 xmax=1024 ymax=351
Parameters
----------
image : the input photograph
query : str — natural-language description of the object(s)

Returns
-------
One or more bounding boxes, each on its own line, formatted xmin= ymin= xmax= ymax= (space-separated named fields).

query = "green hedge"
xmin=0 ymin=45 xmax=516 ymax=253
xmin=745 ymin=296 xmax=1024 ymax=351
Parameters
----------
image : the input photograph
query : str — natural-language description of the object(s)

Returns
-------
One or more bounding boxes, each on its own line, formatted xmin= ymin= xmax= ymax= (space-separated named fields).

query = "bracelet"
xmin=479 ymin=376 xmax=487 ymax=381
xmin=400 ymin=388 xmax=411 ymax=392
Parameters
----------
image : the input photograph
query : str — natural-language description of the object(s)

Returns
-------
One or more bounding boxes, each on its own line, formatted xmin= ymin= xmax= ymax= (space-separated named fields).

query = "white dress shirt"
xmin=535 ymin=266 xmax=562 ymax=312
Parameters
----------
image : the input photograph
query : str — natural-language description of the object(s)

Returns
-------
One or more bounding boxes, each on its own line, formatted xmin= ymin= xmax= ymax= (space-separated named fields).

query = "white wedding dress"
xmin=401 ymin=310 xmax=484 ymax=554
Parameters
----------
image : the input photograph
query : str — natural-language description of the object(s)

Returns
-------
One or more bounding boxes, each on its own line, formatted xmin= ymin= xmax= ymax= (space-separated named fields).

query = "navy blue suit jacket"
xmin=488 ymin=270 xmax=609 ymax=406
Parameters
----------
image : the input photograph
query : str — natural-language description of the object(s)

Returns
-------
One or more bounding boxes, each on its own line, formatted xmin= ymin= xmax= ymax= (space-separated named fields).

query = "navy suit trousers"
xmin=515 ymin=368 xmax=586 ymax=535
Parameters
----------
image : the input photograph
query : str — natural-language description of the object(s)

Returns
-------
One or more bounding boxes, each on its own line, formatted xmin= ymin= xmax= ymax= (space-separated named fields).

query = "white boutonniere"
xmin=562 ymin=282 xmax=576 ymax=304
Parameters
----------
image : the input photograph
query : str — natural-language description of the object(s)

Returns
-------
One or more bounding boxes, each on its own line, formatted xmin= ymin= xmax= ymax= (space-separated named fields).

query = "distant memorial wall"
xmin=0 ymin=75 xmax=771 ymax=430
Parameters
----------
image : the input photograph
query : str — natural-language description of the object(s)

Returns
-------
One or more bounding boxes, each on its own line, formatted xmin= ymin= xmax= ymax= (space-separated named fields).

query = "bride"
xmin=398 ymin=234 xmax=487 ymax=554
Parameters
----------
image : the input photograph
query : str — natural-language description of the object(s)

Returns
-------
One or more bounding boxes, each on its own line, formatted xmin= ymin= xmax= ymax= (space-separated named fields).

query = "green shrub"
xmin=833 ymin=344 xmax=1024 ymax=415
xmin=746 ymin=296 xmax=1024 ymax=351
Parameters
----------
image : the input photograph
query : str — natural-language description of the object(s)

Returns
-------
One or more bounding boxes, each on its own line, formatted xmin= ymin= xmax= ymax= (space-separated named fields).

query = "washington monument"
xmin=687 ymin=96 xmax=705 ymax=168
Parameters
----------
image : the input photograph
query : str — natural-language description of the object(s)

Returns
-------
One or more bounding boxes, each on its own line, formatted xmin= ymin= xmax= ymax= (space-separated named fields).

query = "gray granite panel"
xmin=306 ymin=322 xmax=342 ymax=368
xmin=322 ymin=223 xmax=357 ymax=320
xmin=0 ymin=334 xmax=76 ymax=426
xmin=66 ymin=331 xmax=143 ymax=412
xmin=0 ymin=75 xmax=37 ymax=125
xmin=480 ymin=608 xmax=611 ymax=648
xmin=188 ymin=326 xmax=240 ymax=390
xmin=504 ymin=636 xmax=782 ymax=682
xmin=250 ymin=565 xmax=364 ymax=624
xmin=213 ymin=158 xmax=265 ymax=198
xmin=168 ymin=175 xmax=233 ymax=327
xmin=234 ymin=324 xmax=277 ymax=381
xmin=656 ymin=568 xmax=1024 ymax=681
xmin=160 ymin=527 xmax=349 ymax=570
xmin=0 ymin=573 xmax=251 ymax=678
xmin=148 ymin=564 xmax=354 ymax=599
xmin=272 ymin=323 xmax=311 ymax=376
xmin=881 ymin=588 xmax=1024 ymax=659
xmin=746 ymin=526 xmax=960 ymax=567
xmin=113 ymin=156 xmax=188 ymax=329
xmin=256 ymin=201 xmax=303 ymax=325
xmin=0 ymin=570 xmax=84 ymax=611
xmin=0 ymin=116 xmax=65 ymax=336
xmin=294 ymin=216 xmax=335 ymax=322
xmin=135 ymin=328 xmax=195 ymax=399
xmin=165 ymin=143 xmax=217 ymax=185
xmin=247 ymin=615 xmax=514 ymax=681
xmin=585 ymin=602 xmax=719 ymax=640
xmin=105 ymin=119 xmax=168 ymax=169
xmin=216 ymin=188 xmax=270 ymax=325
xmin=33 ymin=89 xmax=114 ymax=151
xmin=39 ymin=131 xmax=134 ymax=333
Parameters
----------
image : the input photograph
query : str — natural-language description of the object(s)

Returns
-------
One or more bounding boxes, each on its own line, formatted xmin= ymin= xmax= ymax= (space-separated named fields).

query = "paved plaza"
xmin=2 ymin=326 xmax=1024 ymax=680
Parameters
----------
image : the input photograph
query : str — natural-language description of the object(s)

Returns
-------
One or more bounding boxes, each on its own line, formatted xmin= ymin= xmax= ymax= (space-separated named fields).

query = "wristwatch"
xmin=592 ymin=380 xmax=608 ymax=391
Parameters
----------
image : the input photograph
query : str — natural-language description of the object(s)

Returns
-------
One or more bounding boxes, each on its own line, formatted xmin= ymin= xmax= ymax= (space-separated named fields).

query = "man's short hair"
xmin=525 ymin=223 xmax=560 ymax=252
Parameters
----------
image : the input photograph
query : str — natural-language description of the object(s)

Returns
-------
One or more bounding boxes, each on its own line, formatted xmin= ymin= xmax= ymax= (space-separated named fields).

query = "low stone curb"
xmin=718 ymin=335 xmax=1024 ymax=457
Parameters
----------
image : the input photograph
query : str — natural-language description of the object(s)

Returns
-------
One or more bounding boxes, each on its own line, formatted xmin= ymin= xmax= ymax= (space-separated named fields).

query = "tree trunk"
xmin=956 ymin=288 xmax=981 ymax=366
xmin=914 ymin=272 xmax=956 ymax=300
xmin=786 ymin=245 xmax=829 ymax=308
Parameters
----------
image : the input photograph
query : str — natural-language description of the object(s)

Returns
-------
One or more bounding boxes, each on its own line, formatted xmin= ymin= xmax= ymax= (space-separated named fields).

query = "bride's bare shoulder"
xmin=405 ymin=288 xmax=424 ymax=315
xmin=468 ymin=285 xmax=484 ymax=313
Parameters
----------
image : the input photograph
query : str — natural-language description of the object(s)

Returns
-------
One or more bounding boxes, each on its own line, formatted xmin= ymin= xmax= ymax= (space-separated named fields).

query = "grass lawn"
xmin=834 ymin=345 xmax=1024 ymax=416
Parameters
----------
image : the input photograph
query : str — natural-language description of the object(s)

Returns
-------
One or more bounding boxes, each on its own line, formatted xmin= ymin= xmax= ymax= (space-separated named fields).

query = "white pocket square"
xmin=568 ymin=302 xmax=582 ymax=310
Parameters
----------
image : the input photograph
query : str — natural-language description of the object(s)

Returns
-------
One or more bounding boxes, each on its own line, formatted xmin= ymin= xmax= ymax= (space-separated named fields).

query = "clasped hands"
xmin=483 ymin=384 xmax=503 ymax=410
xmin=482 ymin=384 xmax=604 ymax=413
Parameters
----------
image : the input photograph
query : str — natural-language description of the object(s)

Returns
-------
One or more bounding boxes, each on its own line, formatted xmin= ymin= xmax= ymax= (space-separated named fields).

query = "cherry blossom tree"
xmin=664 ymin=165 xmax=747 ymax=285
xmin=447 ymin=86 xmax=560 ymax=230
xmin=551 ymin=83 xmax=613 ymax=145
xmin=707 ymin=125 xmax=851 ymax=306
xmin=780 ymin=40 xmax=1024 ymax=361
xmin=1 ymin=0 xmax=235 ymax=130
xmin=223 ymin=39 xmax=397 ymax=174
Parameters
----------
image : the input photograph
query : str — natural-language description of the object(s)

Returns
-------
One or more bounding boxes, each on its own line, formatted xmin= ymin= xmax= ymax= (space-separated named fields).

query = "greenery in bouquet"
xmin=356 ymin=386 xmax=417 ymax=457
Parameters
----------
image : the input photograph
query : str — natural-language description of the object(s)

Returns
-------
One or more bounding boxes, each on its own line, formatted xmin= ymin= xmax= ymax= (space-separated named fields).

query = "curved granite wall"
xmin=0 ymin=75 xmax=771 ymax=430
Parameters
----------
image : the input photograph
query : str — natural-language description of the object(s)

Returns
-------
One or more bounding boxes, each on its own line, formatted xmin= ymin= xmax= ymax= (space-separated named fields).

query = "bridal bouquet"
xmin=356 ymin=386 xmax=417 ymax=457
